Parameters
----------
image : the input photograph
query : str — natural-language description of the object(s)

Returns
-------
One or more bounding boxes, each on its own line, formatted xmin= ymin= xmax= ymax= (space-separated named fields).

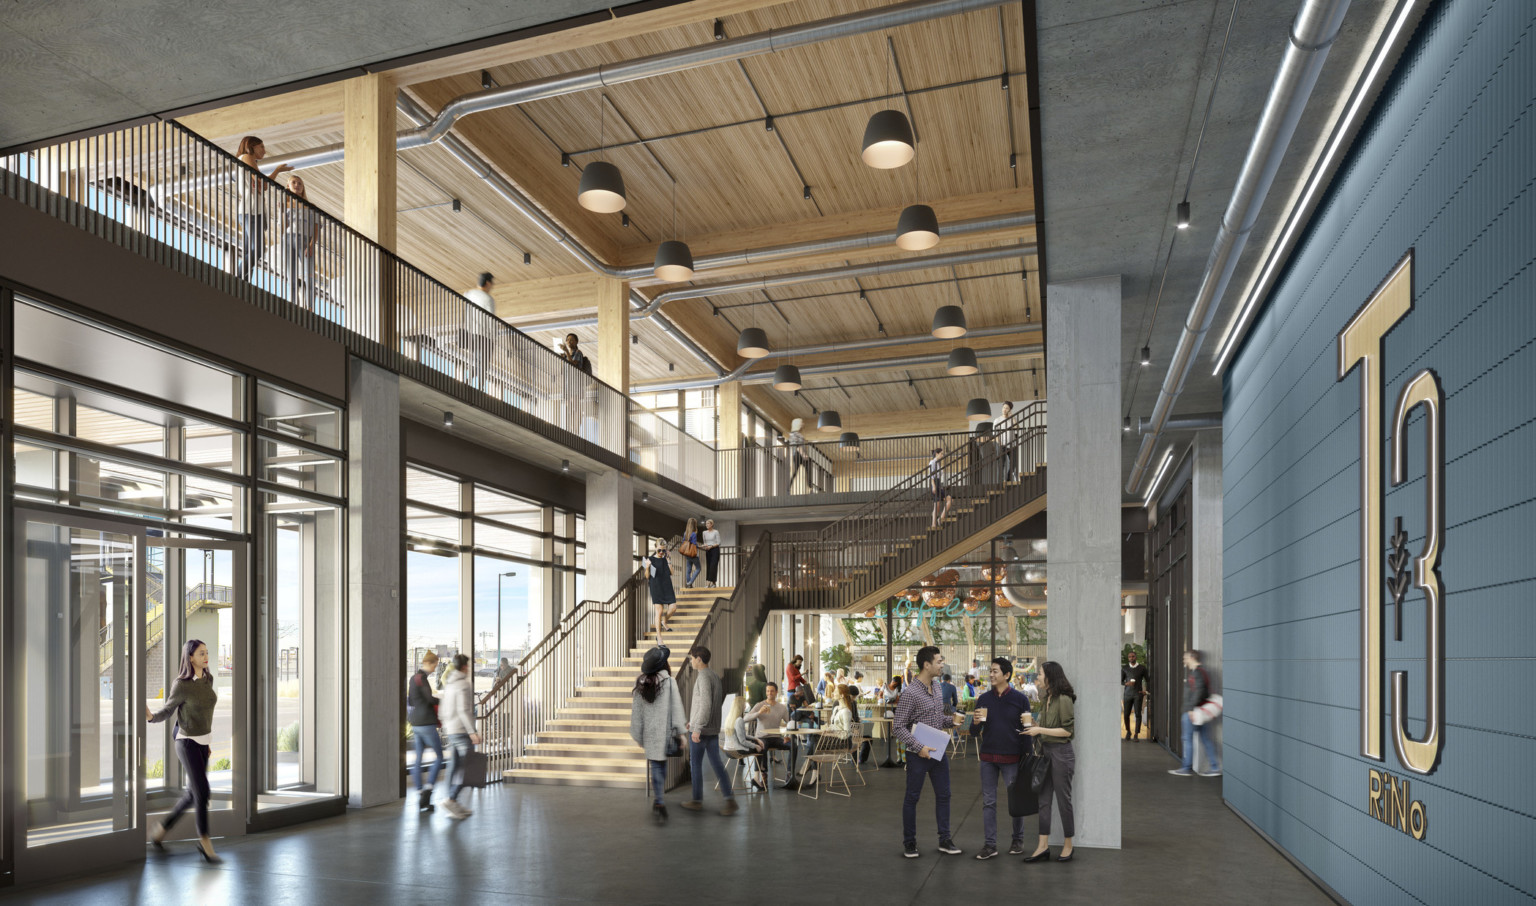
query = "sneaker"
xmin=1168 ymin=768 xmax=1194 ymax=776
xmin=680 ymin=800 xmax=704 ymax=811
xmin=720 ymin=799 xmax=740 ymax=816
xmin=417 ymin=789 xmax=434 ymax=812
xmin=1008 ymin=839 xmax=1027 ymax=855
xmin=974 ymin=845 xmax=998 ymax=860
xmin=903 ymin=843 xmax=920 ymax=859
xmin=652 ymin=803 xmax=668 ymax=824
xmin=442 ymin=799 xmax=468 ymax=820
xmin=937 ymin=839 xmax=962 ymax=855
xmin=1198 ymin=769 xmax=1223 ymax=777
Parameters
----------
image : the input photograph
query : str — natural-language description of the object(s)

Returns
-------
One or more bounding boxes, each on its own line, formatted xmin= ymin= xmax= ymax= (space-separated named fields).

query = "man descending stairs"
xmin=504 ymin=586 xmax=730 ymax=789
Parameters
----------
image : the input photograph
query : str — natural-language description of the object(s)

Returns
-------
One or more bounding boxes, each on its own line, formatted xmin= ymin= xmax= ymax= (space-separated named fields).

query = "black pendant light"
xmin=861 ymin=109 xmax=915 ymax=169
xmin=773 ymin=364 xmax=803 ymax=391
xmin=839 ymin=432 xmax=861 ymax=450
xmin=932 ymin=305 xmax=967 ymax=339
xmin=737 ymin=327 xmax=770 ymax=359
xmin=578 ymin=97 xmax=626 ymax=212
xmin=653 ymin=178 xmax=694 ymax=280
xmin=966 ymin=398 xmax=991 ymax=421
xmin=946 ymin=346 xmax=979 ymax=376
xmin=818 ymin=410 xmax=842 ymax=431
xmin=896 ymin=203 xmax=939 ymax=250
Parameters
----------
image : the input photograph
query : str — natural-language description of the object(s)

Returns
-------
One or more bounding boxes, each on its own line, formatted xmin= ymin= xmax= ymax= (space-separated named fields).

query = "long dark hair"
xmin=1040 ymin=660 xmax=1076 ymax=702
xmin=634 ymin=663 xmax=670 ymax=704
xmin=178 ymin=639 xmax=207 ymax=682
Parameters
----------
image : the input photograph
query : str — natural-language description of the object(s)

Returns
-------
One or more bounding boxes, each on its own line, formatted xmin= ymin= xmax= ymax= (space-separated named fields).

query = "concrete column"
xmin=346 ymin=358 xmax=401 ymax=808
xmin=1189 ymin=431 xmax=1223 ymax=771
xmin=585 ymin=470 xmax=634 ymax=603
xmin=1045 ymin=275 xmax=1122 ymax=849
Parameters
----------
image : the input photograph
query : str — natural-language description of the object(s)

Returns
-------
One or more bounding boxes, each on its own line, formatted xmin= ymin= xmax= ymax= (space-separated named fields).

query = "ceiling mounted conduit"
xmin=1125 ymin=0 xmax=1352 ymax=495
xmin=633 ymin=338 xmax=1039 ymax=392
xmin=261 ymin=0 xmax=1012 ymax=174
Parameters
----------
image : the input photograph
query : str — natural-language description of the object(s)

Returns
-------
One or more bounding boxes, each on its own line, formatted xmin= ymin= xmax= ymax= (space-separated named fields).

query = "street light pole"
xmin=497 ymin=571 xmax=517 ymax=663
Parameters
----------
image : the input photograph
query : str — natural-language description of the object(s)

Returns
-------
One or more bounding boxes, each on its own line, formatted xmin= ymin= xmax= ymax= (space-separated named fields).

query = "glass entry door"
xmin=12 ymin=510 xmax=145 ymax=879
xmin=145 ymin=537 xmax=247 ymax=839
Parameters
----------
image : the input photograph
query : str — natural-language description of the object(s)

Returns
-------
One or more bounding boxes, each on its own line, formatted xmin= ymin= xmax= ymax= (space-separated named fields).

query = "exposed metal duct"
xmin=262 ymin=0 xmax=1011 ymax=174
xmin=1126 ymin=0 xmax=1352 ymax=495
xmin=1136 ymin=412 xmax=1221 ymax=434
xmin=634 ymin=340 xmax=1039 ymax=392
xmin=524 ymin=243 xmax=1037 ymax=332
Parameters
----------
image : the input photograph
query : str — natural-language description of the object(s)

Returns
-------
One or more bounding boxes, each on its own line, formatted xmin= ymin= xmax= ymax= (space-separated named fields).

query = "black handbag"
xmin=1008 ymin=755 xmax=1041 ymax=817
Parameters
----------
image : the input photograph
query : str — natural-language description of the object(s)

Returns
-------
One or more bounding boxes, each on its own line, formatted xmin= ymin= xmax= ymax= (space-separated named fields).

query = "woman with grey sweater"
xmin=630 ymin=645 xmax=686 ymax=824
xmin=145 ymin=639 xmax=221 ymax=862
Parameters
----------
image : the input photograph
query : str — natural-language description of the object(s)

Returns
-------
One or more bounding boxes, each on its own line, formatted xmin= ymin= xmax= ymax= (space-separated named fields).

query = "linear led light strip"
xmin=1142 ymin=448 xmax=1176 ymax=509
xmin=1212 ymin=0 xmax=1425 ymax=376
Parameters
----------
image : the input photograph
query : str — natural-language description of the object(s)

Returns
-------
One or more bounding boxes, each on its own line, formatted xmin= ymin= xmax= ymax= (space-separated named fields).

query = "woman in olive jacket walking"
xmin=145 ymin=639 xmax=221 ymax=862
xmin=630 ymin=645 xmax=687 ymax=824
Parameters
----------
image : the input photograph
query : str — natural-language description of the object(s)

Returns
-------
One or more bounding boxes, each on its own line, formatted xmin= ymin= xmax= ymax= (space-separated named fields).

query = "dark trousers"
xmin=689 ymin=734 xmax=734 ymax=801
xmin=165 ymin=737 xmax=211 ymax=837
xmin=705 ymin=547 xmax=720 ymax=583
xmin=901 ymin=753 xmax=951 ymax=847
xmin=1037 ymin=742 xmax=1075 ymax=838
xmin=980 ymin=759 xmax=1026 ymax=846
xmin=237 ymin=214 xmax=266 ymax=279
xmin=445 ymin=733 xmax=474 ymax=802
xmin=1123 ymin=694 xmax=1142 ymax=736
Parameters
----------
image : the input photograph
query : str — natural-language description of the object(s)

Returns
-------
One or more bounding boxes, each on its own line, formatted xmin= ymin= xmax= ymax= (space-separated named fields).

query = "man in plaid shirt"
xmin=894 ymin=645 xmax=962 ymax=858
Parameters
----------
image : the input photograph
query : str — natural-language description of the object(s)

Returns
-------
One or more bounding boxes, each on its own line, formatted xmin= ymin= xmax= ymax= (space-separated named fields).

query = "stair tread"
xmin=505 ymin=769 xmax=646 ymax=783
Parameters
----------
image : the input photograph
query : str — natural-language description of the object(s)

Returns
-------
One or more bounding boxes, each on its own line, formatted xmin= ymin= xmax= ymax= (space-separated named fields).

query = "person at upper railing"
xmin=998 ymin=400 xmax=1016 ymax=480
xmin=778 ymin=418 xmax=808 ymax=491
xmin=279 ymin=176 xmax=319 ymax=310
xmin=234 ymin=136 xmax=293 ymax=281
xmin=464 ymin=272 xmax=495 ymax=315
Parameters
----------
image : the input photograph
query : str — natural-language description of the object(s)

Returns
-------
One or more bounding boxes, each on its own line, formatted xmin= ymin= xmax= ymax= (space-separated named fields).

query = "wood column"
xmin=594 ymin=277 xmax=630 ymax=389
xmin=343 ymin=73 xmax=397 ymax=345
xmin=718 ymin=380 xmax=743 ymax=496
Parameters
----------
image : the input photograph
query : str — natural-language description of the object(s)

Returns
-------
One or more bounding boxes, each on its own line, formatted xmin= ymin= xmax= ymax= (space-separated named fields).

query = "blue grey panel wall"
xmin=1222 ymin=0 xmax=1535 ymax=902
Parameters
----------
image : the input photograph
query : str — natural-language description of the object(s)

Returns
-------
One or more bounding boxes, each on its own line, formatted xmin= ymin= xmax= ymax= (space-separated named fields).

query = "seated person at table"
xmin=743 ymin=683 xmax=791 ymax=789
xmin=800 ymin=684 xmax=861 ymax=783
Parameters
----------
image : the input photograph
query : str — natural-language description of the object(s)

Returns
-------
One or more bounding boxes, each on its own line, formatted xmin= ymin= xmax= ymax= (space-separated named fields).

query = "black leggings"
xmin=165 ymin=737 xmax=212 ymax=836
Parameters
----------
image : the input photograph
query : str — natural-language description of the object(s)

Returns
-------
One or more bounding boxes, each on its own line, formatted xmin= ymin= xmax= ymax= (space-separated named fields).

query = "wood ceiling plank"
xmin=178 ymin=83 xmax=345 ymax=145
xmin=496 ymin=272 xmax=613 ymax=319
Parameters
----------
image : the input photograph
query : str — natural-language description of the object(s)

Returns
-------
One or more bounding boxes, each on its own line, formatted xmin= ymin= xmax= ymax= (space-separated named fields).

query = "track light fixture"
xmin=931 ymin=305 xmax=967 ymax=339
xmin=713 ymin=18 xmax=725 ymax=41
xmin=621 ymin=213 xmax=630 ymax=228
xmin=1140 ymin=345 xmax=1151 ymax=366
xmin=443 ymin=410 xmax=454 ymax=428
xmin=1001 ymin=72 xmax=1010 ymax=90
xmin=561 ymin=152 xmax=570 ymax=168
xmin=895 ymin=203 xmax=940 ymax=251
xmin=737 ymin=327 xmax=770 ymax=359
xmin=772 ymin=364 xmax=803 ymax=391
xmin=765 ymin=115 xmax=775 ymax=132
xmin=1009 ymin=152 xmax=1017 ymax=169
xmin=1177 ymin=201 xmax=1190 ymax=229
xmin=803 ymin=185 xmax=812 ymax=201
xmin=946 ymin=346 xmax=979 ymax=376
xmin=561 ymin=459 xmax=570 ymax=472
xmin=1123 ymin=416 xmax=1132 ymax=432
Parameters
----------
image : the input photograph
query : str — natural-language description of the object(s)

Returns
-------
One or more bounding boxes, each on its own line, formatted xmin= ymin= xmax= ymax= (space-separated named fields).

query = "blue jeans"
xmin=902 ymin=753 xmax=951 ymax=847
xmin=979 ymin=759 xmax=1025 ymax=846
xmin=1180 ymin=712 xmax=1220 ymax=772
xmin=684 ymin=556 xmax=701 ymax=586
xmin=411 ymin=725 xmax=444 ymax=790
xmin=445 ymin=733 xmax=473 ymax=802
xmin=649 ymin=759 xmax=668 ymax=805
xmin=689 ymin=735 xmax=734 ymax=802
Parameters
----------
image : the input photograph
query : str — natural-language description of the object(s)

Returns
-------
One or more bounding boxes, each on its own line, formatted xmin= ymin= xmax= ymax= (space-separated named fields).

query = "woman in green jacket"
xmin=145 ymin=639 xmax=221 ymax=862
xmin=1021 ymin=660 xmax=1076 ymax=863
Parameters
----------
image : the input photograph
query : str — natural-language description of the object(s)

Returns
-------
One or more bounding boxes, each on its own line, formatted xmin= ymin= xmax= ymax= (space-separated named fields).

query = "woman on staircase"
xmin=680 ymin=517 xmax=702 ymax=589
xmin=647 ymin=537 xmax=678 ymax=634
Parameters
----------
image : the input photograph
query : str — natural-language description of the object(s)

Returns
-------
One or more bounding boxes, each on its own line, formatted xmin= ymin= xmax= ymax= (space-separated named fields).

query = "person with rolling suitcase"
xmin=438 ymin=654 xmax=482 ymax=819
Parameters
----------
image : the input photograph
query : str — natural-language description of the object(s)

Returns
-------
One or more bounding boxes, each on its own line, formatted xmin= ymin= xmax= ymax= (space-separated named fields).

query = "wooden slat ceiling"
xmin=191 ymin=0 xmax=1040 ymax=432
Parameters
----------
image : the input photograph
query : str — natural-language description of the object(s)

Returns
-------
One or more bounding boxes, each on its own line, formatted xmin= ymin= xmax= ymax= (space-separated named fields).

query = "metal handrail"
xmin=717 ymin=425 xmax=1014 ymax=498
xmin=674 ymin=535 xmax=774 ymax=736
xmin=475 ymin=566 xmax=648 ymax=779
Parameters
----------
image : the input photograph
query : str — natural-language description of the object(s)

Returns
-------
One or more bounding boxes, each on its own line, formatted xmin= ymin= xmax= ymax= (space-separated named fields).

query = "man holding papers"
xmin=893 ymin=645 xmax=963 ymax=859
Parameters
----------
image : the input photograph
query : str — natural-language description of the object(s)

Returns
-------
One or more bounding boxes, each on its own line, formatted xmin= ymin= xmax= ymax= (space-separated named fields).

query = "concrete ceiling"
xmin=1034 ymin=0 xmax=1396 ymax=496
xmin=0 ymin=0 xmax=617 ymax=150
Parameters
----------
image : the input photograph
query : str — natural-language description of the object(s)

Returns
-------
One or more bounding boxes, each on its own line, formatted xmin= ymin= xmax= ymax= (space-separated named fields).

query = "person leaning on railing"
xmin=233 ymin=136 xmax=292 ymax=281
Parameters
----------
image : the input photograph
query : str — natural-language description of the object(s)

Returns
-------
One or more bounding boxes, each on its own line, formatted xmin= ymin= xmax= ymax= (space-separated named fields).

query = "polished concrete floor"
xmin=7 ymin=741 xmax=1329 ymax=905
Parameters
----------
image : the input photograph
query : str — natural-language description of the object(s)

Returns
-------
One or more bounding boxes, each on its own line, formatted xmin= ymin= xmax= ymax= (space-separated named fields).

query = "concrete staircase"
xmin=503 ymin=586 xmax=731 ymax=789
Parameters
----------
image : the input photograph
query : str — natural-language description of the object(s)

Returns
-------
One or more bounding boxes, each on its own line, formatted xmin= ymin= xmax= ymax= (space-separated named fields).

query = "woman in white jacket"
xmin=438 ymin=655 xmax=481 ymax=820
xmin=630 ymin=645 xmax=686 ymax=823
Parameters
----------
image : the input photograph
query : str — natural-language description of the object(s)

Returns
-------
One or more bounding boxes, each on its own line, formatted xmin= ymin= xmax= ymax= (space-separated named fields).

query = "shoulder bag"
xmin=664 ymin=680 xmax=683 ymax=757
xmin=1009 ymin=739 xmax=1046 ymax=817
xmin=679 ymin=533 xmax=698 ymax=558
